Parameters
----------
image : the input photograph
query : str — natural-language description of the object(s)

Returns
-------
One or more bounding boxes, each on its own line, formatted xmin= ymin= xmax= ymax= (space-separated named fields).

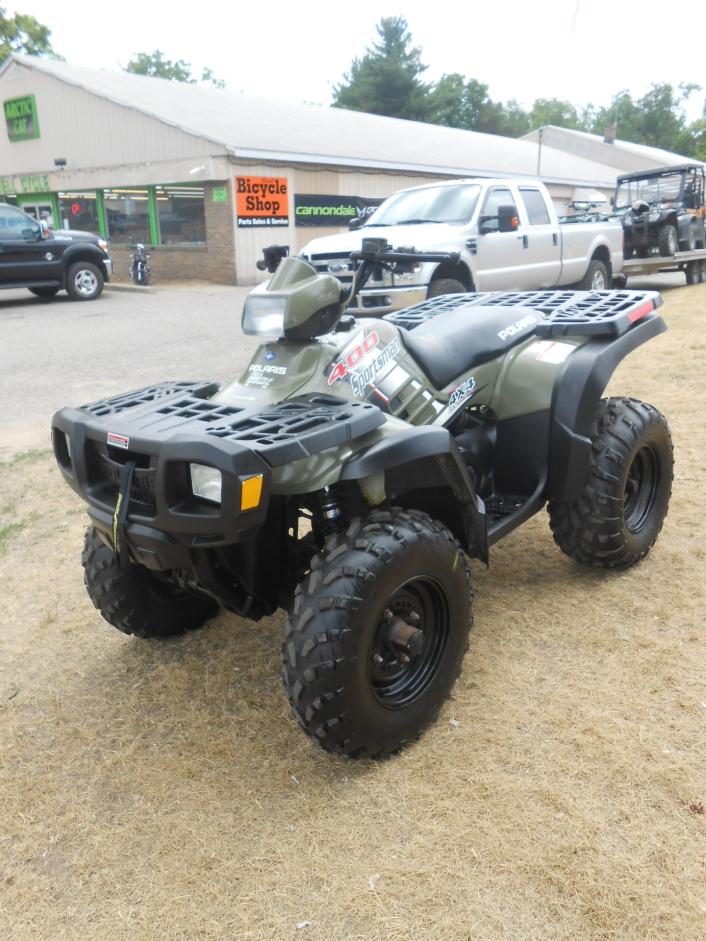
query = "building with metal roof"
xmin=0 ymin=55 xmax=691 ymax=283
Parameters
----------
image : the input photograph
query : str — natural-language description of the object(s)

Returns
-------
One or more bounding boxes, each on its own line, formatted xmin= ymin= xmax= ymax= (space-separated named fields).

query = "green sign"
xmin=212 ymin=186 xmax=227 ymax=203
xmin=4 ymin=94 xmax=40 ymax=142
xmin=0 ymin=173 xmax=49 ymax=196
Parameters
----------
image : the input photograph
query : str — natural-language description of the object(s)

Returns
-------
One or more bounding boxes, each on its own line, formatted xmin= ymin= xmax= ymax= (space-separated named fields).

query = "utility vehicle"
xmin=615 ymin=164 xmax=706 ymax=258
xmin=52 ymin=241 xmax=673 ymax=758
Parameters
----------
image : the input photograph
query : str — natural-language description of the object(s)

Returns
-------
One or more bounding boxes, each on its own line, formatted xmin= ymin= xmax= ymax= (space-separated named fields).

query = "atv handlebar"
xmin=350 ymin=239 xmax=460 ymax=266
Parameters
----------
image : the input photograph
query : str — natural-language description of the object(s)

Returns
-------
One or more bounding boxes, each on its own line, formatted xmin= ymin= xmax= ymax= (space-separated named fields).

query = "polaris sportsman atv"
xmin=51 ymin=240 xmax=673 ymax=758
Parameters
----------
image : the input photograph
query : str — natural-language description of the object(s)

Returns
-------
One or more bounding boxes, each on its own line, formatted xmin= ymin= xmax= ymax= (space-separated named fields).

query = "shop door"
xmin=19 ymin=201 xmax=55 ymax=229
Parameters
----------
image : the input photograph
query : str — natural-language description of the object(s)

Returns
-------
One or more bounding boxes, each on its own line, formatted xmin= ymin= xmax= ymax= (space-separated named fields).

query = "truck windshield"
xmin=365 ymin=184 xmax=481 ymax=227
xmin=615 ymin=173 xmax=683 ymax=209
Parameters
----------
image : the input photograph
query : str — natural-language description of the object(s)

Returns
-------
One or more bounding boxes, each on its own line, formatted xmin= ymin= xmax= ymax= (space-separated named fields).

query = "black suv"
xmin=0 ymin=202 xmax=112 ymax=301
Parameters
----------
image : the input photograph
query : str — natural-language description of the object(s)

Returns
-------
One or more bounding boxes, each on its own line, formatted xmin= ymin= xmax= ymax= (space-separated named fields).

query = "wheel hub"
xmin=368 ymin=579 xmax=450 ymax=709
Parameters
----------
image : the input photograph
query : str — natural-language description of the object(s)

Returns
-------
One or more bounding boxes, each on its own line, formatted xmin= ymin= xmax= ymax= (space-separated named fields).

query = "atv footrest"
xmin=385 ymin=290 xmax=662 ymax=338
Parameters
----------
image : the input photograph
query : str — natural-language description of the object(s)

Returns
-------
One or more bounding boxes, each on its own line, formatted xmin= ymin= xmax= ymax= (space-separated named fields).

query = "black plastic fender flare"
xmin=61 ymin=243 xmax=110 ymax=284
xmin=340 ymin=425 xmax=488 ymax=561
xmin=548 ymin=312 xmax=667 ymax=503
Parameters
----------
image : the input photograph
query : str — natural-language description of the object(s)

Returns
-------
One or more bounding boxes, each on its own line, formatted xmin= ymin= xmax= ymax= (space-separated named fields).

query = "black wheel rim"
xmin=623 ymin=444 xmax=660 ymax=533
xmin=368 ymin=577 xmax=450 ymax=709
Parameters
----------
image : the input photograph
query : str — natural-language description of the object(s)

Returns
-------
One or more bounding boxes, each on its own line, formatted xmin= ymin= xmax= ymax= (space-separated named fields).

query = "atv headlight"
xmin=189 ymin=463 xmax=222 ymax=504
xmin=242 ymin=295 xmax=285 ymax=337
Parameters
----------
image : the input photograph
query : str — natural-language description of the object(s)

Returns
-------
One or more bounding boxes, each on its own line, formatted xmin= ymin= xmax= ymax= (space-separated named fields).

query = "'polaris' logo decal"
xmin=497 ymin=314 xmax=539 ymax=341
xmin=107 ymin=432 xmax=129 ymax=450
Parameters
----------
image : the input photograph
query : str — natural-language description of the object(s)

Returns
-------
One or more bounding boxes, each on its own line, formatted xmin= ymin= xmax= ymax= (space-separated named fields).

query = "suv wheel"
xmin=29 ymin=286 xmax=60 ymax=299
xmin=66 ymin=261 xmax=104 ymax=301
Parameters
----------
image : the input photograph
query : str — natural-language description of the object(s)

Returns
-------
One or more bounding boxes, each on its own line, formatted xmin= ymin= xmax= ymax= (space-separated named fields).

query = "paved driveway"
xmin=0 ymin=284 xmax=260 ymax=428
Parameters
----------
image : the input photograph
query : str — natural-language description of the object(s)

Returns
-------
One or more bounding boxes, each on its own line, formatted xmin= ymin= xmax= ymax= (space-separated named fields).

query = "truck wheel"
xmin=575 ymin=258 xmax=609 ymax=290
xmin=66 ymin=261 xmax=104 ymax=301
xmin=685 ymin=261 xmax=698 ymax=285
xmin=29 ymin=286 xmax=59 ymax=299
xmin=658 ymin=224 xmax=678 ymax=257
xmin=548 ymin=397 xmax=673 ymax=570
xmin=82 ymin=526 xmax=218 ymax=638
xmin=427 ymin=278 xmax=466 ymax=299
xmin=282 ymin=508 xmax=473 ymax=758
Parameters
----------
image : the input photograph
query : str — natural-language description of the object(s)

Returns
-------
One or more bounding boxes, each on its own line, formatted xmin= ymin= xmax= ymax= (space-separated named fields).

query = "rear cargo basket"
xmin=385 ymin=290 xmax=662 ymax=338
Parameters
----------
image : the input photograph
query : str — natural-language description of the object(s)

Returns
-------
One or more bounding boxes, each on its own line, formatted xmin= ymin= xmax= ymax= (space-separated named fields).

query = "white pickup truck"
xmin=300 ymin=178 xmax=624 ymax=315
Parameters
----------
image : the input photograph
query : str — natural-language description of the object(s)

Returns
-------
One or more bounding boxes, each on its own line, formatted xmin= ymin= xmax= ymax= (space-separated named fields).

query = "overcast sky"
xmin=13 ymin=0 xmax=706 ymax=122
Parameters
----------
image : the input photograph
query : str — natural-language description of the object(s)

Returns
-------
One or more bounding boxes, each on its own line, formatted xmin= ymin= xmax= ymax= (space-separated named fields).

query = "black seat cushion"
xmin=400 ymin=304 xmax=542 ymax=389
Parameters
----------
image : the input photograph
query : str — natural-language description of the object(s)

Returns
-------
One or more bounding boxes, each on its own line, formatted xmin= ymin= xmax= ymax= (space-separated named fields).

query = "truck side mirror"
xmin=348 ymin=216 xmax=364 ymax=230
xmin=497 ymin=205 xmax=519 ymax=233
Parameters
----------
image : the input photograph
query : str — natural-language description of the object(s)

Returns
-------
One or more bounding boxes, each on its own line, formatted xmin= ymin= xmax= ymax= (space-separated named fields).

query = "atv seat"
xmin=400 ymin=304 xmax=542 ymax=389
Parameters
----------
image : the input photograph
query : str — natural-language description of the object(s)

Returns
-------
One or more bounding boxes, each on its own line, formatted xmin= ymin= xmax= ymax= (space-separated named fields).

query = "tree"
xmin=332 ymin=16 xmax=431 ymax=121
xmin=125 ymin=50 xmax=225 ymax=88
xmin=0 ymin=6 xmax=59 ymax=60
xmin=528 ymin=98 xmax=582 ymax=131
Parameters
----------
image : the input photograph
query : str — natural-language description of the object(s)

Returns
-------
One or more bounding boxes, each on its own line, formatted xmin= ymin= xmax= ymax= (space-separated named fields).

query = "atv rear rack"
xmin=385 ymin=290 xmax=662 ymax=338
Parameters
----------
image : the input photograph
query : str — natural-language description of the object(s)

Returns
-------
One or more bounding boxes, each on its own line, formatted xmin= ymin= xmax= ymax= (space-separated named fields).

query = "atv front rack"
xmin=72 ymin=384 xmax=384 ymax=468
xmin=385 ymin=290 xmax=662 ymax=338
xmin=52 ymin=387 xmax=386 ymax=553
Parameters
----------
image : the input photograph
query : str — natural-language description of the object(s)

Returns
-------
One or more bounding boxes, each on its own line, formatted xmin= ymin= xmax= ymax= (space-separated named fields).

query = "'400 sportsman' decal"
xmin=328 ymin=331 xmax=403 ymax=397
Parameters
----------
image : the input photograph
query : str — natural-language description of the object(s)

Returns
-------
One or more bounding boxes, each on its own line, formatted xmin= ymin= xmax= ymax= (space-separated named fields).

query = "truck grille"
xmin=308 ymin=253 xmax=355 ymax=284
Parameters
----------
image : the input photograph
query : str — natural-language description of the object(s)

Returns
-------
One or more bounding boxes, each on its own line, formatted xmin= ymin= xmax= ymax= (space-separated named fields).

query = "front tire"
xmin=282 ymin=508 xmax=473 ymax=758
xmin=82 ymin=526 xmax=218 ymax=638
xmin=66 ymin=261 xmax=104 ymax=301
xmin=658 ymin=223 xmax=678 ymax=257
xmin=548 ymin=398 xmax=673 ymax=569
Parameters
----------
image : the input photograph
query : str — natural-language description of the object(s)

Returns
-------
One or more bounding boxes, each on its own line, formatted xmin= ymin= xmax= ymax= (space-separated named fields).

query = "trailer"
xmin=615 ymin=249 xmax=706 ymax=287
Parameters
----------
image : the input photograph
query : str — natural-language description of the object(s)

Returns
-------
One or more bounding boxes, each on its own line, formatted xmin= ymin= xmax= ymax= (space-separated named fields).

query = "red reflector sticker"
xmin=628 ymin=301 xmax=654 ymax=323
xmin=107 ymin=432 xmax=129 ymax=449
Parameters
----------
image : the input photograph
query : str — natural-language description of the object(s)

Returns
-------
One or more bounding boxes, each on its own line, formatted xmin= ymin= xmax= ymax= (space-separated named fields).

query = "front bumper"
xmin=347 ymin=284 xmax=427 ymax=316
xmin=102 ymin=255 xmax=113 ymax=280
xmin=52 ymin=382 xmax=384 ymax=571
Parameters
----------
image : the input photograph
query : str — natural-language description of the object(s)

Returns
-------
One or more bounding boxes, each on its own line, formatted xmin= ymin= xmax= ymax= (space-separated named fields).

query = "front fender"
xmin=548 ymin=312 xmax=667 ymax=502
xmin=340 ymin=425 xmax=488 ymax=561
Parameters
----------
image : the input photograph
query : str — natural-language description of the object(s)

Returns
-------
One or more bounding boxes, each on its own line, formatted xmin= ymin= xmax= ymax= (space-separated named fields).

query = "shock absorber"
xmin=313 ymin=486 xmax=346 ymax=536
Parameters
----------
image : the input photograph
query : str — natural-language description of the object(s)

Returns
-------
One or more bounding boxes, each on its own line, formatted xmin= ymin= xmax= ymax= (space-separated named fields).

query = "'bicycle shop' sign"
xmin=235 ymin=176 xmax=289 ymax=227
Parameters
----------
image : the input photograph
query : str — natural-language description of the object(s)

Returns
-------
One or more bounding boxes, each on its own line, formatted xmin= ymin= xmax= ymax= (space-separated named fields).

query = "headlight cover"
xmin=190 ymin=463 xmax=222 ymax=504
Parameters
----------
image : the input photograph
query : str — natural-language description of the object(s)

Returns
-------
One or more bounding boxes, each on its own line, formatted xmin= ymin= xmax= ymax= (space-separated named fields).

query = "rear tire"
xmin=82 ymin=526 xmax=218 ymax=638
xmin=548 ymin=398 xmax=673 ymax=569
xmin=66 ymin=261 xmax=104 ymax=301
xmin=427 ymin=278 xmax=466 ymax=299
xmin=658 ymin=223 xmax=678 ymax=257
xmin=679 ymin=224 xmax=697 ymax=252
xmin=282 ymin=508 xmax=473 ymax=758
xmin=575 ymin=258 xmax=609 ymax=290
xmin=29 ymin=286 xmax=59 ymax=299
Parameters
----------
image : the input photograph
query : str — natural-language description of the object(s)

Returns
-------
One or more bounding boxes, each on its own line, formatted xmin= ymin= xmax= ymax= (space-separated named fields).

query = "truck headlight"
xmin=189 ymin=463 xmax=222 ymax=504
xmin=393 ymin=268 xmax=421 ymax=284
xmin=98 ymin=238 xmax=109 ymax=252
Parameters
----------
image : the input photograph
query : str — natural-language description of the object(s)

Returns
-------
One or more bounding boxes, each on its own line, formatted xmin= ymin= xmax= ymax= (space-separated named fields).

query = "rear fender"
xmin=548 ymin=313 xmax=667 ymax=503
xmin=340 ymin=425 xmax=488 ymax=561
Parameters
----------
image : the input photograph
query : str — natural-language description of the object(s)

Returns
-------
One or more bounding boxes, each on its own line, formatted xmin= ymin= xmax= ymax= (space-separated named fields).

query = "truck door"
xmin=0 ymin=204 xmax=62 ymax=284
xmin=517 ymin=187 xmax=562 ymax=287
xmin=473 ymin=186 xmax=530 ymax=290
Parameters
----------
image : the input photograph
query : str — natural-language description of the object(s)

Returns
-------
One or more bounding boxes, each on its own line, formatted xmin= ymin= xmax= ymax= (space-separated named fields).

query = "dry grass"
xmin=1 ymin=284 xmax=705 ymax=940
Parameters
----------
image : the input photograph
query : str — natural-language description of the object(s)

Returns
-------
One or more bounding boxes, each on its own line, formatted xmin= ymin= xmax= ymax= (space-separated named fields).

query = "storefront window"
xmin=58 ymin=191 xmax=101 ymax=233
xmin=103 ymin=188 xmax=150 ymax=244
xmin=155 ymin=185 xmax=206 ymax=244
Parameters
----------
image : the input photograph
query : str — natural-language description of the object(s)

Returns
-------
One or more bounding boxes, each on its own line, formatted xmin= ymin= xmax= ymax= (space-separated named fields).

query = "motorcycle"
xmin=129 ymin=243 xmax=151 ymax=286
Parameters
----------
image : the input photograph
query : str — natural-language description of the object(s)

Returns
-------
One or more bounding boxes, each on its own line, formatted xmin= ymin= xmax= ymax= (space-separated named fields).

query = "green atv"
xmin=52 ymin=240 xmax=673 ymax=758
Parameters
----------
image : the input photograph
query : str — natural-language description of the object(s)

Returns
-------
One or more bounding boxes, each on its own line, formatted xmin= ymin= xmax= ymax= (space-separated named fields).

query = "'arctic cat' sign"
xmin=4 ymin=95 xmax=40 ymax=142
